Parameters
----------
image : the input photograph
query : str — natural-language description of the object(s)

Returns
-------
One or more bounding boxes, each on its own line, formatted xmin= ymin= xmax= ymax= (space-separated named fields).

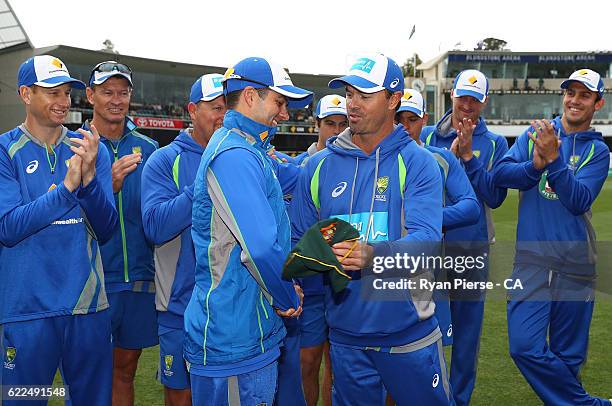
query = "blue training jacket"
xmin=0 ymin=125 xmax=117 ymax=323
xmin=493 ymin=116 xmax=610 ymax=274
xmin=421 ymin=110 xmax=508 ymax=246
xmin=141 ymin=129 xmax=202 ymax=329
xmin=184 ymin=110 xmax=300 ymax=374
xmin=425 ymin=145 xmax=480 ymax=231
xmin=83 ymin=118 xmax=158 ymax=291
xmin=289 ymin=125 xmax=443 ymax=349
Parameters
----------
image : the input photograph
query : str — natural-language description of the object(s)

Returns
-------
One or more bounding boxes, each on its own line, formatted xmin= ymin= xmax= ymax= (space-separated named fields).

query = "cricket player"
xmin=0 ymin=55 xmax=117 ymax=405
xmin=420 ymin=69 xmax=508 ymax=406
xmin=293 ymin=94 xmax=348 ymax=406
xmin=289 ymin=54 xmax=452 ymax=405
xmin=184 ymin=56 xmax=311 ymax=405
xmin=84 ymin=60 xmax=158 ymax=406
xmin=493 ymin=69 xmax=612 ymax=405
xmin=294 ymin=94 xmax=348 ymax=166
xmin=141 ymin=73 xmax=226 ymax=406
xmin=396 ymin=88 xmax=480 ymax=348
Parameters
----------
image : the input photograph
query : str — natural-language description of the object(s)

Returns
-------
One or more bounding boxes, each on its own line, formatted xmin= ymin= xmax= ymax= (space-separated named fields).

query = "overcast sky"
xmin=9 ymin=0 xmax=612 ymax=75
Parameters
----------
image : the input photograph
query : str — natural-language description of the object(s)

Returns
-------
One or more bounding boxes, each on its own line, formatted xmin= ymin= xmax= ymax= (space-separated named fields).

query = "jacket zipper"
xmin=110 ymin=141 xmax=129 ymax=283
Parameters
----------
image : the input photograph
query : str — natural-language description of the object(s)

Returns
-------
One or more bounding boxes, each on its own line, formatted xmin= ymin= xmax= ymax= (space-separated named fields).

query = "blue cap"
xmin=329 ymin=54 xmax=404 ymax=94
xmin=190 ymin=73 xmax=224 ymax=103
xmin=221 ymin=57 xmax=313 ymax=109
xmin=17 ymin=55 xmax=85 ymax=93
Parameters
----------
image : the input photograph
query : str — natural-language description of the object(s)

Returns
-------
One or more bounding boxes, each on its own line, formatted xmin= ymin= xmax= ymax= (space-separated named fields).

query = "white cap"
xmin=17 ymin=55 xmax=85 ymax=92
xmin=190 ymin=73 xmax=224 ymax=103
xmin=328 ymin=54 xmax=404 ymax=94
xmin=398 ymin=89 xmax=425 ymax=118
xmin=453 ymin=69 xmax=488 ymax=103
xmin=315 ymin=95 xmax=347 ymax=119
xmin=561 ymin=69 xmax=604 ymax=96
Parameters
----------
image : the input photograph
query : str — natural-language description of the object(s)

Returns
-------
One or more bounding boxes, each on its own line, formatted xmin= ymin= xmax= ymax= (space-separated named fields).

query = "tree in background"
xmin=101 ymin=39 xmax=119 ymax=54
xmin=402 ymin=54 xmax=423 ymax=77
xmin=474 ymin=38 xmax=508 ymax=51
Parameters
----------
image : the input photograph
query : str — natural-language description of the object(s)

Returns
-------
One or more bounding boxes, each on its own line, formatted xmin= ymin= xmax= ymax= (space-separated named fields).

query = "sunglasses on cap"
xmin=89 ymin=61 xmax=133 ymax=85
xmin=223 ymin=72 xmax=271 ymax=89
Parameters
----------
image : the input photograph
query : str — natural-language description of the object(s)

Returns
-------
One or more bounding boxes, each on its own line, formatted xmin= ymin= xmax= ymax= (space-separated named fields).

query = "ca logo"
xmin=432 ymin=373 xmax=439 ymax=388
xmin=331 ymin=182 xmax=348 ymax=198
xmin=26 ymin=160 xmax=39 ymax=174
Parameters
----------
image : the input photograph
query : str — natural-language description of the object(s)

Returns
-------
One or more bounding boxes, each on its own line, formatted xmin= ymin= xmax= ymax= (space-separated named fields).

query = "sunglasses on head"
xmin=223 ymin=73 xmax=270 ymax=90
xmin=89 ymin=61 xmax=133 ymax=84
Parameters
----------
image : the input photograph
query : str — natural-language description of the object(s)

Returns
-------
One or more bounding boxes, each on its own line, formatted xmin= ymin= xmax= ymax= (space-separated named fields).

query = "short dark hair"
xmin=225 ymin=87 xmax=269 ymax=109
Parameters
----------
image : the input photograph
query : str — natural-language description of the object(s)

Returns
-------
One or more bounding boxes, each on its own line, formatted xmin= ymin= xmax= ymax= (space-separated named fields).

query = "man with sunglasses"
xmin=141 ymin=73 xmax=227 ymax=406
xmin=0 ymin=55 xmax=117 ymax=405
xmin=184 ymin=56 xmax=311 ymax=406
xmin=84 ymin=60 xmax=158 ymax=406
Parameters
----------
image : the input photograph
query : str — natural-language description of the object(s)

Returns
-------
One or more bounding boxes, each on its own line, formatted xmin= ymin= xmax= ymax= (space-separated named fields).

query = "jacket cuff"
xmin=524 ymin=161 xmax=544 ymax=180
xmin=463 ymin=155 xmax=482 ymax=175
xmin=76 ymin=176 xmax=98 ymax=198
xmin=546 ymin=155 xmax=566 ymax=175
xmin=184 ymin=183 xmax=195 ymax=200
xmin=58 ymin=182 xmax=79 ymax=203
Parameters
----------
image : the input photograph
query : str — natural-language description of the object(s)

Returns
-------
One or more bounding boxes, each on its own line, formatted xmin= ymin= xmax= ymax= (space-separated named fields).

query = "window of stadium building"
xmin=447 ymin=62 xmax=480 ymax=78
xmin=527 ymin=63 xmax=610 ymax=79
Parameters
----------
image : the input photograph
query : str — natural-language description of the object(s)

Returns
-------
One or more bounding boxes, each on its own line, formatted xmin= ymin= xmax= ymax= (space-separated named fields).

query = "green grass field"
xmin=52 ymin=180 xmax=612 ymax=405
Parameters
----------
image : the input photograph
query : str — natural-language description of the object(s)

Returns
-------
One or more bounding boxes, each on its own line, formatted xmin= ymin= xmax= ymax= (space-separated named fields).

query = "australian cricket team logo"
xmin=473 ymin=150 xmax=481 ymax=158
xmin=4 ymin=347 xmax=16 ymax=369
xmin=538 ymin=171 xmax=558 ymax=200
xmin=375 ymin=176 xmax=389 ymax=202
xmin=569 ymin=155 xmax=580 ymax=168
xmin=376 ymin=176 xmax=389 ymax=194
xmin=132 ymin=146 xmax=142 ymax=155
xmin=320 ymin=222 xmax=337 ymax=245
xmin=163 ymin=355 xmax=174 ymax=377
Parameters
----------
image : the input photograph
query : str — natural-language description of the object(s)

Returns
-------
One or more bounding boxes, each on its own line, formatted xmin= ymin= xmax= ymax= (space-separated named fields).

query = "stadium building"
xmin=414 ymin=50 xmax=612 ymax=139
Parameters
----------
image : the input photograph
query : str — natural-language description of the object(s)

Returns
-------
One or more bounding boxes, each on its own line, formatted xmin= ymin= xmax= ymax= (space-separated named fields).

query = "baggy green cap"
xmin=282 ymin=218 xmax=360 ymax=293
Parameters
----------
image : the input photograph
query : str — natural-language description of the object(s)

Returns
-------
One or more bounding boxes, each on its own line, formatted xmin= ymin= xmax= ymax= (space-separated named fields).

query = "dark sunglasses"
xmin=223 ymin=73 xmax=270 ymax=90
xmin=89 ymin=61 xmax=133 ymax=85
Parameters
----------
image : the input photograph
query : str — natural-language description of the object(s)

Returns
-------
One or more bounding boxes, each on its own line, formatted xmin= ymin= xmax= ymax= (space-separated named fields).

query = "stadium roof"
xmin=0 ymin=0 xmax=30 ymax=50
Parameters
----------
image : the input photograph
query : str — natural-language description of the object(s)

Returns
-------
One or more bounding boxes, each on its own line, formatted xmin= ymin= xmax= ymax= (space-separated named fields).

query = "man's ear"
xmin=187 ymin=102 xmax=197 ymax=120
xmin=595 ymin=97 xmax=605 ymax=112
xmin=19 ymin=86 xmax=32 ymax=104
xmin=389 ymin=91 xmax=402 ymax=111
xmin=85 ymin=87 xmax=95 ymax=106
xmin=242 ymin=86 xmax=257 ymax=108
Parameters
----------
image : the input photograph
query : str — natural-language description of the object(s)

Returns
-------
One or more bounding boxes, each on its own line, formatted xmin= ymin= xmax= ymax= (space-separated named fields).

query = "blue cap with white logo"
xmin=221 ymin=57 xmax=313 ymax=109
xmin=398 ymin=88 xmax=425 ymax=118
xmin=17 ymin=55 xmax=85 ymax=93
xmin=561 ymin=69 xmax=605 ymax=96
xmin=190 ymin=73 xmax=224 ymax=103
xmin=328 ymin=54 xmax=404 ymax=94
xmin=452 ymin=69 xmax=489 ymax=103
xmin=315 ymin=95 xmax=347 ymax=119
